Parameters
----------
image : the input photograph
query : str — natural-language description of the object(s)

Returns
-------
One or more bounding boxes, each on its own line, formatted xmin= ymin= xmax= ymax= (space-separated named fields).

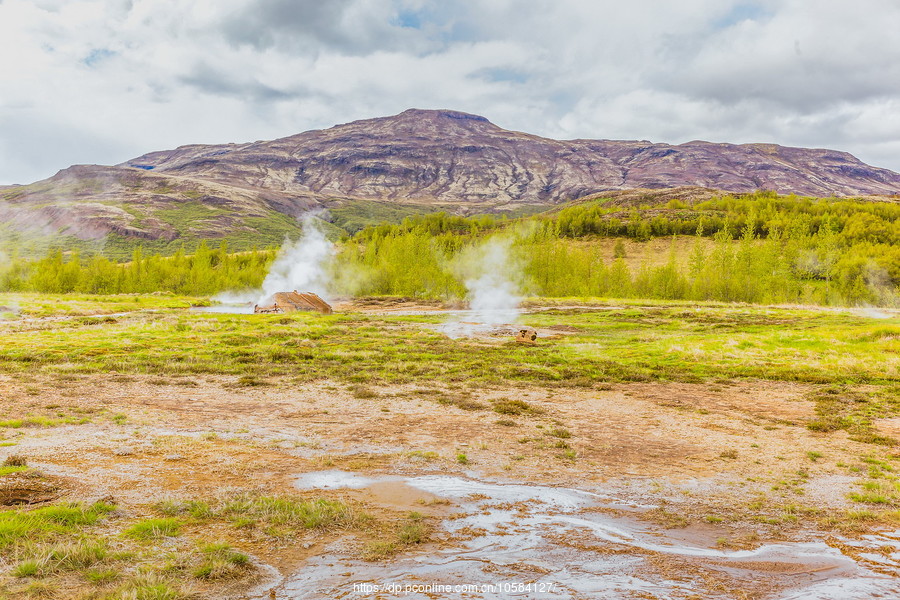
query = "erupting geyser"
xmin=256 ymin=215 xmax=333 ymax=306
xmin=441 ymin=237 xmax=523 ymax=338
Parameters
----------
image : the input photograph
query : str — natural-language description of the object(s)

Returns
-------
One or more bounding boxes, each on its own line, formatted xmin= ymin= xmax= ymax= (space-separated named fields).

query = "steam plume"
xmin=442 ymin=236 xmax=521 ymax=338
xmin=256 ymin=215 xmax=334 ymax=304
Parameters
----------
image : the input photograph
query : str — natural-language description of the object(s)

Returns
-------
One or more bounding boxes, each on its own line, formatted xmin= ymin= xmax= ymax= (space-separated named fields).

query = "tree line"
xmin=1 ymin=191 xmax=898 ymax=306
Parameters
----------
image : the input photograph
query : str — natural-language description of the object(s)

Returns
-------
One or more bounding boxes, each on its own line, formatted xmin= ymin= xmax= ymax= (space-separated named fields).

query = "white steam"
xmin=464 ymin=238 xmax=521 ymax=325
xmin=861 ymin=262 xmax=899 ymax=308
xmin=442 ymin=237 xmax=522 ymax=338
xmin=853 ymin=307 xmax=893 ymax=319
xmin=255 ymin=215 xmax=334 ymax=305
xmin=211 ymin=289 xmax=258 ymax=305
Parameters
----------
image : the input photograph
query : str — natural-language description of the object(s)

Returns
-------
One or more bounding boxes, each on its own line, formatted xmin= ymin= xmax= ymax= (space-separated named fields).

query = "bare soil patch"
xmin=0 ymin=373 xmax=896 ymax=598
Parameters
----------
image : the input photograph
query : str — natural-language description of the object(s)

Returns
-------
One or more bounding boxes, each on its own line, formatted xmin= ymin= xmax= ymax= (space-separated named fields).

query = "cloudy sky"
xmin=1 ymin=0 xmax=899 ymax=185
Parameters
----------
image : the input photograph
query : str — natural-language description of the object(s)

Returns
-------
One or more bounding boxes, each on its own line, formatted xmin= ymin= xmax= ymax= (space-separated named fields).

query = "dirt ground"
xmin=2 ymin=368 xmax=898 ymax=598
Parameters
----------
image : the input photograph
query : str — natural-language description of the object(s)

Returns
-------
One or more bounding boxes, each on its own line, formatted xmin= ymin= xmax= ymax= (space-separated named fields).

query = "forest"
xmin=1 ymin=191 xmax=898 ymax=306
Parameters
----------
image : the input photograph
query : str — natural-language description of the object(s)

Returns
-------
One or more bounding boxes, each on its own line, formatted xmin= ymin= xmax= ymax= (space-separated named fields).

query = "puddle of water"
xmin=294 ymin=470 xmax=375 ymax=490
xmin=273 ymin=471 xmax=900 ymax=600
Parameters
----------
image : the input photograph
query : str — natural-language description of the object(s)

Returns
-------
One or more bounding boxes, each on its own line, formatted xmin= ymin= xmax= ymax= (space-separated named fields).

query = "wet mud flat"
xmin=275 ymin=470 xmax=900 ymax=600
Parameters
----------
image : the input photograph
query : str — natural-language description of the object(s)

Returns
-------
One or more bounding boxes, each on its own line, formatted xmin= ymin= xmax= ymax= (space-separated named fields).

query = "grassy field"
xmin=2 ymin=294 xmax=900 ymax=598
xmin=0 ymin=293 xmax=210 ymax=318
xmin=1 ymin=294 xmax=898 ymax=439
xmin=0 ymin=295 xmax=895 ymax=380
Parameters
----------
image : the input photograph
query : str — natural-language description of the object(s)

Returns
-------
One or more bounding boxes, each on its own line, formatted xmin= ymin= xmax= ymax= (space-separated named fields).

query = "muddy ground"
xmin=2 ymin=365 xmax=899 ymax=599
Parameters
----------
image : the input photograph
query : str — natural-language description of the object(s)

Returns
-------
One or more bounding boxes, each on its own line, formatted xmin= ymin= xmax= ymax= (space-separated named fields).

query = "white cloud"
xmin=1 ymin=0 xmax=899 ymax=184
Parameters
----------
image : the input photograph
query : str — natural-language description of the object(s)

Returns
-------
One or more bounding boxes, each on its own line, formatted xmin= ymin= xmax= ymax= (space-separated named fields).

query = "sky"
xmin=1 ymin=0 xmax=899 ymax=185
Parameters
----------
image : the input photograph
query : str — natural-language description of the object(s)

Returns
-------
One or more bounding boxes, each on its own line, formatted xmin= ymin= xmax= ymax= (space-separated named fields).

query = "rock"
xmin=113 ymin=446 xmax=134 ymax=456
xmin=516 ymin=328 xmax=538 ymax=344
xmin=0 ymin=473 xmax=58 ymax=505
xmin=163 ymin=453 xmax=184 ymax=461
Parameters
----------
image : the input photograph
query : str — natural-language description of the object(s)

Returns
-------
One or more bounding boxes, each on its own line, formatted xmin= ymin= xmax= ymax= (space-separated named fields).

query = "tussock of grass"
xmin=644 ymin=507 xmax=689 ymax=529
xmin=192 ymin=541 xmax=250 ymax=580
xmin=124 ymin=518 xmax=181 ymax=540
xmin=113 ymin=573 xmax=182 ymax=600
xmin=225 ymin=496 xmax=360 ymax=529
xmin=349 ymin=385 xmax=379 ymax=399
xmin=84 ymin=568 xmax=120 ymax=583
xmin=436 ymin=394 xmax=486 ymax=411
xmin=157 ymin=499 xmax=211 ymax=519
xmin=13 ymin=559 xmax=41 ymax=578
xmin=0 ymin=502 xmax=117 ymax=549
xmin=233 ymin=375 xmax=271 ymax=387
xmin=20 ymin=580 xmax=56 ymax=597
xmin=363 ymin=512 xmax=430 ymax=560
xmin=820 ymin=508 xmax=900 ymax=532
xmin=406 ymin=450 xmax=439 ymax=461
xmin=47 ymin=539 xmax=108 ymax=570
xmin=3 ymin=454 xmax=27 ymax=466
xmin=547 ymin=427 xmax=571 ymax=439
xmin=159 ymin=494 xmax=365 ymax=533
xmin=849 ymin=480 xmax=900 ymax=505
xmin=492 ymin=398 xmax=543 ymax=416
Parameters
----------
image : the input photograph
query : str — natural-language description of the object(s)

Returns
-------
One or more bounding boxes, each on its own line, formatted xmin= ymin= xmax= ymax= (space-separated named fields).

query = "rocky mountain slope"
xmin=126 ymin=108 xmax=900 ymax=203
xmin=3 ymin=108 xmax=899 ymax=257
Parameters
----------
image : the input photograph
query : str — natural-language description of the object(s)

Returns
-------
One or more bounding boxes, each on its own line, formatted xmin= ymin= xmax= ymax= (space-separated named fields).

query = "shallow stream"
xmin=263 ymin=470 xmax=900 ymax=599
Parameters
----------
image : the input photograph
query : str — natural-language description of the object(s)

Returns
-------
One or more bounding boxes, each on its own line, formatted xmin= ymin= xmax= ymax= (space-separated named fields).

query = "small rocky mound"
xmin=0 ymin=472 xmax=59 ymax=505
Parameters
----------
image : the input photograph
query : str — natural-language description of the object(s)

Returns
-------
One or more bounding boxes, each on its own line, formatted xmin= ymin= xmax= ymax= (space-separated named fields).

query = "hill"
xmin=2 ymin=108 xmax=900 ymax=258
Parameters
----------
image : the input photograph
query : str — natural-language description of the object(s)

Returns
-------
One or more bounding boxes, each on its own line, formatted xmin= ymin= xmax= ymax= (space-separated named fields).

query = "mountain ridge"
xmin=2 ymin=108 xmax=899 ymax=258
xmin=117 ymin=109 xmax=900 ymax=210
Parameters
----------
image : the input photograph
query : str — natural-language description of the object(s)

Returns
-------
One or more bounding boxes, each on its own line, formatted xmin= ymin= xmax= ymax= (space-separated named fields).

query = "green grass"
xmin=849 ymin=478 xmax=900 ymax=505
xmin=0 ymin=502 xmax=117 ymax=548
xmin=159 ymin=494 xmax=364 ymax=534
xmin=0 ymin=303 xmax=896 ymax=389
xmin=0 ymin=494 xmax=364 ymax=598
xmin=0 ymin=299 xmax=897 ymax=443
xmin=12 ymin=559 xmax=41 ymax=578
xmin=154 ymin=203 xmax=229 ymax=237
xmin=192 ymin=541 xmax=250 ymax=579
xmin=0 ymin=415 xmax=90 ymax=428
xmin=0 ymin=292 xmax=210 ymax=318
xmin=84 ymin=568 xmax=120 ymax=583
xmin=113 ymin=574 xmax=181 ymax=600
xmin=0 ymin=465 xmax=28 ymax=475
xmin=806 ymin=386 xmax=900 ymax=444
xmin=492 ymin=398 xmax=544 ymax=416
xmin=547 ymin=427 xmax=572 ymax=439
xmin=363 ymin=512 xmax=430 ymax=560
xmin=124 ymin=518 xmax=181 ymax=540
xmin=327 ymin=199 xmax=442 ymax=234
xmin=222 ymin=496 xmax=359 ymax=529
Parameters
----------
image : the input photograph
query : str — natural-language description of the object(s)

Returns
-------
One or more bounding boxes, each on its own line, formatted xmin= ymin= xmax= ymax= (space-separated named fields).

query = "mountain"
xmin=2 ymin=108 xmax=899 ymax=257
xmin=124 ymin=108 xmax=900 ymax=202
